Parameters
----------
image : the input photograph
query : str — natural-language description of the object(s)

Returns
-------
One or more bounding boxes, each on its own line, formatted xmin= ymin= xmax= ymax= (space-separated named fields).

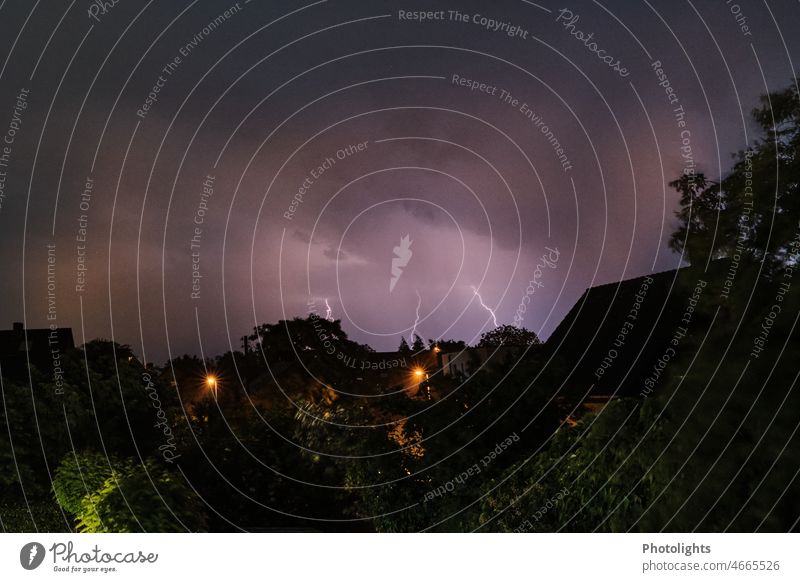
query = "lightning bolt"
xmin=471 ymin=285 xmax=498 ymax=328
xmin=324 ymin=298 xmax=333 ymax=321
xmin=28 ymin=545 xmax=38 ymax=566
xmin=409 ymin=289 xmax=423 ymax=344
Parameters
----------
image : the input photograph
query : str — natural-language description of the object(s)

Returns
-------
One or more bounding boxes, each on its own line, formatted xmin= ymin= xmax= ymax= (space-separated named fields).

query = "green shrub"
xmin=76 ymin=458 xmax=207 ymax=532
xmin=52 ymin=451 xmax=115 ymax=515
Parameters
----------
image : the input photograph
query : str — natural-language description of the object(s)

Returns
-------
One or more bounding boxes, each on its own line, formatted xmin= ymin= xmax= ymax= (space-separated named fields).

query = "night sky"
xmin=0 ymin=0 xmax=797 ymax=362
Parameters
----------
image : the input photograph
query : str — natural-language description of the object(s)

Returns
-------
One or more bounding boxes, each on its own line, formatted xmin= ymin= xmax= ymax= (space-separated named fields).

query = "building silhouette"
xmin=0 ymin=322 xmax=74 ymax=380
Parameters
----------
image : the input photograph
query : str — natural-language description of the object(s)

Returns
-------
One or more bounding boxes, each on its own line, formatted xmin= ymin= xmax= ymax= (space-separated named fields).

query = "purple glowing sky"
xmin=0 ymin=0 xmax=795 ymax=362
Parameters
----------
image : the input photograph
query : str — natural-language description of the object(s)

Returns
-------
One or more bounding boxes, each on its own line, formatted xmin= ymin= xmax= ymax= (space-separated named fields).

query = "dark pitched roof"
xmin=544 ymin=268 xmax=685 ymax=397
xmin=0 ymin=323 xmax=74 ymax=380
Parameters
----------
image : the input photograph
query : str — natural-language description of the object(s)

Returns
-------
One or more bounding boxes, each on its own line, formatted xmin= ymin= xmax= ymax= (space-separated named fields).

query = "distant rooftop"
xmin=0 ymin=322 xmax=74 ymax=380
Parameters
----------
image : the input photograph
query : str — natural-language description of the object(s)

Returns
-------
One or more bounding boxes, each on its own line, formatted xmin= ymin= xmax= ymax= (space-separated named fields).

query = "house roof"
xmin=0 ymin=324 xmax=75 ymax=379
xmin=543 ymin=268 xmax=685 ymax=397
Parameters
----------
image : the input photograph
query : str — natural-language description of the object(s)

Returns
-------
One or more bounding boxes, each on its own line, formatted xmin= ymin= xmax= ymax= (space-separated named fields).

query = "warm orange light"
xmin=206 ymin=375 xmax=218 ymax=396
xmin=433 ymin=346 xmax=441 ymax=353
xmin=413 ymin=368 xmax=425 ymax=378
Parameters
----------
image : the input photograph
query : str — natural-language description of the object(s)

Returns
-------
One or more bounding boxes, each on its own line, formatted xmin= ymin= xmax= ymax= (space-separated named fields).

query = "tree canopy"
xmin=477 ymin=324 xmax=541 ymax=348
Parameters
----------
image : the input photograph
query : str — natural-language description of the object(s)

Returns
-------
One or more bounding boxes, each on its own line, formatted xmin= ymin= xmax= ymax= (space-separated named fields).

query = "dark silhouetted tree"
xmin=397 ymin=337 xmax=410 ymax=355
xmin=670 ymin=79 xmax=800 ymax=271
xmin=477 ymin=324 xmax=540 ymax=347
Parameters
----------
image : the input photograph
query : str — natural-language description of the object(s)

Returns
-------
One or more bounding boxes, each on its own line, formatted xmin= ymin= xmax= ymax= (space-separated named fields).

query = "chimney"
xmin=12 ymin=322 xmax=23 ymax=332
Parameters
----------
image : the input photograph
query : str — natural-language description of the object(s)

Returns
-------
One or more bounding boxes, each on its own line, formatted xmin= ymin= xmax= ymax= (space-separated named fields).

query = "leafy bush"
xmin=477 ymin=398 xmax=665 ymax=532
xmin=75 ymin=458 xmax=207 ymax=532
xmin=52 ymin=451 xmax=115 ymax=515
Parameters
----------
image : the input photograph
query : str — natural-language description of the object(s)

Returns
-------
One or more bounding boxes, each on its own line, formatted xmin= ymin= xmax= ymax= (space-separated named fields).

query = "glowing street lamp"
xmin=206 ymin=375 xmax=218 ymax=397
xmin=412 ymin=367 xmax=431 ymax=401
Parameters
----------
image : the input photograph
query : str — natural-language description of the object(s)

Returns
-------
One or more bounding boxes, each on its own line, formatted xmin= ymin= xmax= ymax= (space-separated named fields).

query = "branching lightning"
xmin=471 ymin=285 xmax=499 ymax=328
xmin=409 ymin=289 xmax=424 ymax=343
xmin=324 ymin=298 xmax=333 ymax=321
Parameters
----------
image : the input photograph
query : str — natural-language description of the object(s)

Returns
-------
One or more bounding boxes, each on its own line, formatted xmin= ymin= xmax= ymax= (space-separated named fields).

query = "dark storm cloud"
xmin=1 ymin=0 xmax=798 ymax=359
